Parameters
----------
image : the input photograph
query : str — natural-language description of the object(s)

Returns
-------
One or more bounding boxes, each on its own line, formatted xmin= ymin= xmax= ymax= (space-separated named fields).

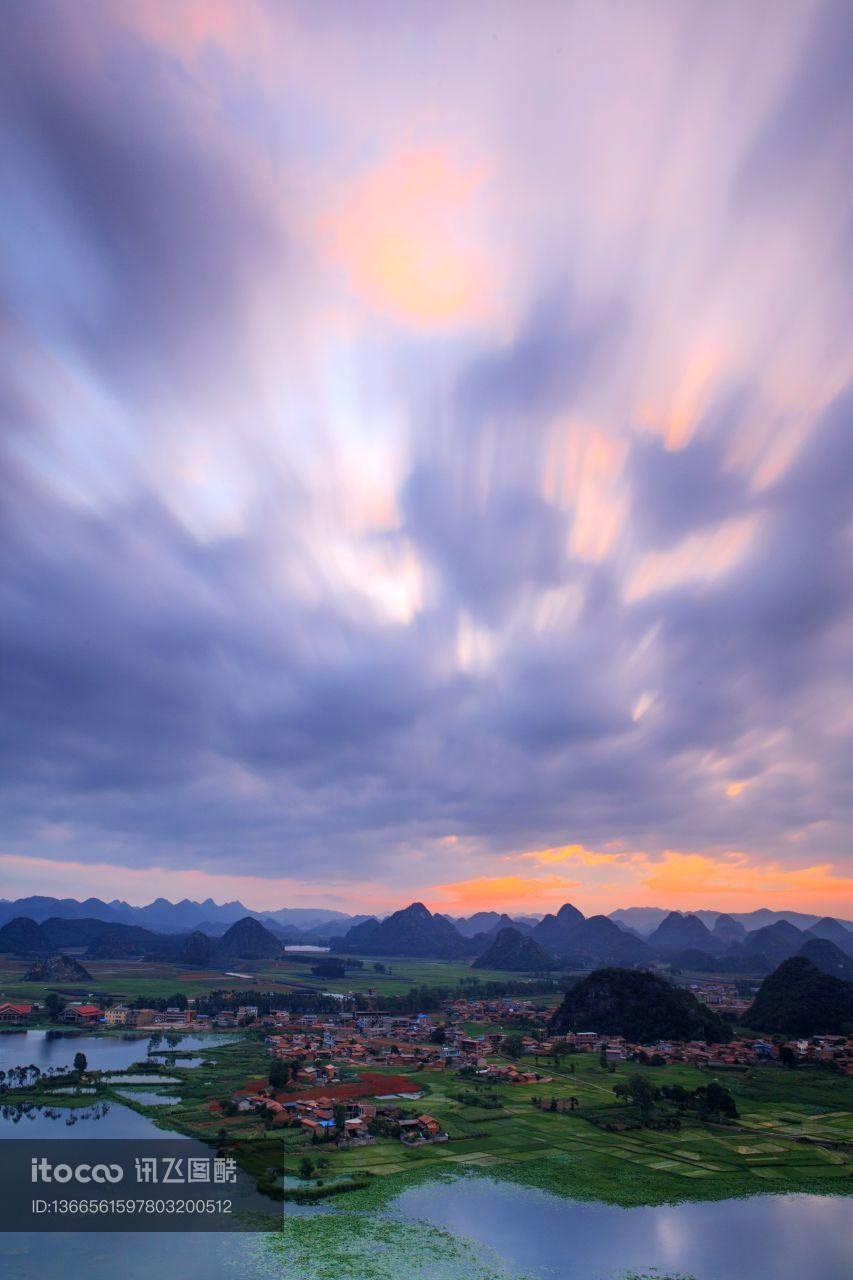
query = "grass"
xmin=286 ymin=1055 xmax=852 ymax=1205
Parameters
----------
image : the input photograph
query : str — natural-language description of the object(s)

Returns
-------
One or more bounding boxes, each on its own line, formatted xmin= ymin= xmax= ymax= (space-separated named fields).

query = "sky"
xmin=1 ymin=0 xmax=852 ymax=919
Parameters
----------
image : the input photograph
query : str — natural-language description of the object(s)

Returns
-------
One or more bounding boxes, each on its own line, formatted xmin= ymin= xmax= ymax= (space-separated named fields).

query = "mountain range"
xmin=0 ymin=895 xmax=369 ymax=939
xmin=0 ymin=895 xmax=851 ymax=972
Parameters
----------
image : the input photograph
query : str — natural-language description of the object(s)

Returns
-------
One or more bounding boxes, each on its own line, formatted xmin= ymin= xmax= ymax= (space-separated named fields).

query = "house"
xmin=62 ymin=1004 xmax=102 ymax=1025
xmin=104 ymin=1005 xmax=131 ymax=1026
xmin=128 ymin=1008 xmax=157 ymax=1027
xmin=157 ymin=1007 xmax=191 ymax=1026
xmin=0 ymin=1002 xmax=33 ymax=1024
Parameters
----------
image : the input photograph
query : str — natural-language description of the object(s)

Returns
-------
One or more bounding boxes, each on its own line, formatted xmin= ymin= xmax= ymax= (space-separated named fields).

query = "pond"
xmin=0 ymin=1100 xmax=176 ymax=1139
xmin=98 ymin=1074 xmax=181 ymax=1083
xmin=0 ymin=1031 xmax=235 ymax=1075
xmin=114 ymin=1091 xmax=183 ymax=1105
xmin=149 ymin=1055 xmax=206 ymax=1067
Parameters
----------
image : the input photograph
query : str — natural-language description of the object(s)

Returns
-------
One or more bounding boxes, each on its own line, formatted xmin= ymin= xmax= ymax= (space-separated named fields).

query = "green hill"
xmin=744 ymin=956 xmax=853 ymax=1035
xmin=550 ymin=967 xmax=731 ymax=1042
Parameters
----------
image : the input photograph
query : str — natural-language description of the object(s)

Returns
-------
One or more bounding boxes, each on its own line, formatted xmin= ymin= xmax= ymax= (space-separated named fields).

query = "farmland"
xmin=0 ymin=954 xmax=529 ymax=1005
xmin=311 ymin=1056 xmax=853 ymax=1206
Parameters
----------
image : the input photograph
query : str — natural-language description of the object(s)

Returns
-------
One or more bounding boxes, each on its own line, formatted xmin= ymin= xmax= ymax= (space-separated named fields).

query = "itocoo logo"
xmin=31 ymin=1158 xmax=123 ymax=1184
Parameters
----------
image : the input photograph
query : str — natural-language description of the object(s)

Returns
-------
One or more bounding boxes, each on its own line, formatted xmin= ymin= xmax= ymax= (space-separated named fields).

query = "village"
xmin=3 ymin=990 xmax=852 ymax=1105
xmin=1 ymin=977 xmax=851 ymax=1218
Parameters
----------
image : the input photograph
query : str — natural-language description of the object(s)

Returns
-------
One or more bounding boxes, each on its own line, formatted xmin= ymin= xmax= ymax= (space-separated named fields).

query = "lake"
xmin=391 ymin=1176 xmax=853 ymax=1279
xmin=0 ymin=1090 xmax=850 ymax=1279
xmin=0 ymin=1030 xmax=234 ymax=1074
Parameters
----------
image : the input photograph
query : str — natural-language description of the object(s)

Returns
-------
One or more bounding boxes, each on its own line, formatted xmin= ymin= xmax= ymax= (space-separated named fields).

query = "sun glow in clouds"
xmin=328 ymin=148 xmax=497 ymax=328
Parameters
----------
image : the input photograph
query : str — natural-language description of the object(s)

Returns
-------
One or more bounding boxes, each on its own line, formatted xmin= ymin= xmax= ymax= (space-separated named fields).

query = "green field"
xmin=0 ymin=955 xmax=530 ymax=1004
xmin=306 ymin=1055 xmax=853 ymax=1206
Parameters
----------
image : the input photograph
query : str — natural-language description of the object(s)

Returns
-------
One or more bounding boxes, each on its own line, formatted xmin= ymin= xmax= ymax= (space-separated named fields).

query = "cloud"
xmin=637 ymin=851 xmax=853 ymax=915
xmin=0 ymin=1 xmax=851 ymax=914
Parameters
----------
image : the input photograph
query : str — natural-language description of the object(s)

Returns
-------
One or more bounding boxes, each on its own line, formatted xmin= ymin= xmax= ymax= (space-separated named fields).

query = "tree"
xmin=268 ymin=1059 xmax=291 ymax=1089
xmin=626 ymin=1073 xmax=659 ymax=1120
xmin=333 ymin=1102 xmax=347 ymax=1138
xmin=429 ymin=1025 xmax=447 ymax=1044
xmin=73 ymin=1052 xmax=87 ymax=1076
xmin=779 ymin=1045 xmax=798 ymax=1069
xmin=298 ymin=1156 xmax=315 ymax=1181
xmin=700 ymin=1081 xmax=738 ymax=1119
xmin=44 ymin=993 xmax=66 ymax=1021
xmin=503 ymin=1035 xmax=524 ymax=1060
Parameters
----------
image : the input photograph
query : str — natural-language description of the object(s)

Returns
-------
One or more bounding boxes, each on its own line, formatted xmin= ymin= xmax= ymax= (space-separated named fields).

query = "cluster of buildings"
xmin=0 ymin=1000 xmax=259 ymax=1029
xmin=681 ymin=978 xmax=755 ymax=1017
xmin=226 ymin=1083 xmax=446 ymax=1147
xmin=5 ymin=992 xmax=850 ymax=1077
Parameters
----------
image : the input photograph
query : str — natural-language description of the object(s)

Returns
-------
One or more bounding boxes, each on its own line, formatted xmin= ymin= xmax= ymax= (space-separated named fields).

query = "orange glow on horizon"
xmin=2 ymin=847 xmax=851 ymax=921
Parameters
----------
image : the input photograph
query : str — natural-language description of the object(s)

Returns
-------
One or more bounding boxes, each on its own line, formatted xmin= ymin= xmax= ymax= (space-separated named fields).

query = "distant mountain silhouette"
xmin=468 ymin=914 xmax=532 ymax=953
xmin=84 ymin=923 xmax=171 ymax=959
xmin=712 ymin=913 xmax=746 ymax=945
xmin=565 ymin=915 xmax=650 ymax=963
xmin=335 ymin=902 xmax=469 ymax=958
xmin=806 ymin=918 xmax=853 ymax=955
xmin=530 ymin=903 xmax=585 ymax=953
xmin=648 ymin=912 xmax=720 ymax=954
xmin=179 ymin=931 xmax=214 ymax=967
xmin=0 ymin=917 xmax=50 ymax=954
xmin=472 ymin=927 xmax=554 ymax=971
xmin=797 ymin=938 xmax=853 ymax=981
xmin=215 ymin=917 xmax=284 ymax=959
xmin=0 ymin=895 xmax=355 ymax=935
xmin=452 ymin=911 xmax=505 ymax=938
xmin=739 ymin=920 xmax=805 ymax=967
xmin=609 ymin=906 xmax=853 ymax=936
